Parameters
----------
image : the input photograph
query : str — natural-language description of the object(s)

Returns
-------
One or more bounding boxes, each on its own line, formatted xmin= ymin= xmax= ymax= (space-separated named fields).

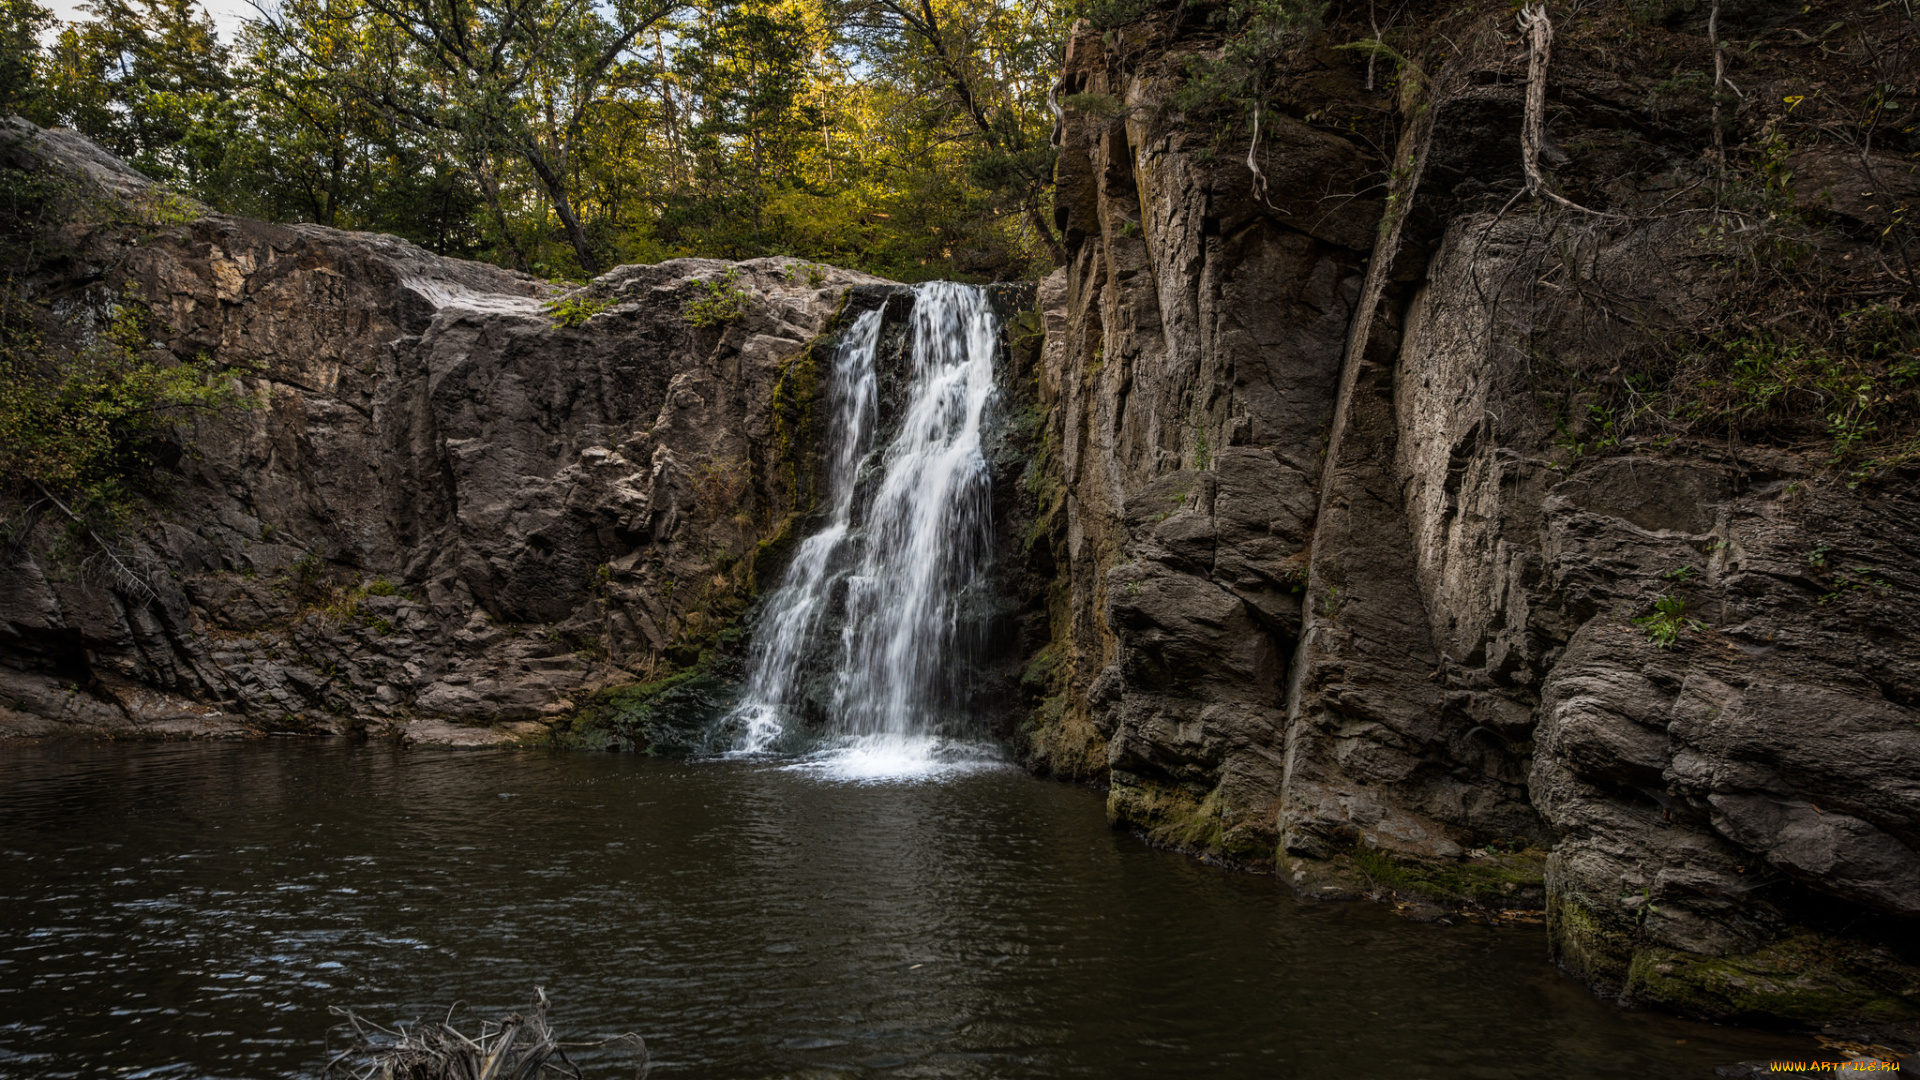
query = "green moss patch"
xmin=1108 ymin=772 xmax=1275 ymax=868
xmin=545 ymin=668 xmax=731 ymax=754
xmin=1627 ymin=934 xmax=1920 ymax=1025
xmin=1349 ymin=846 xmax=1548 ymax=908
xmin=1549 ymin=888 xmax=1920 ymax=1025
xmin=1016 ymin=690 xmax=1108 ymax=782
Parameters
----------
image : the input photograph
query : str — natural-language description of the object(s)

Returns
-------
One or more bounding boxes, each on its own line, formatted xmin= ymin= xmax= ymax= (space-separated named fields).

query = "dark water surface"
xmin=1 ymin=741 xmax=1811 ymax=1079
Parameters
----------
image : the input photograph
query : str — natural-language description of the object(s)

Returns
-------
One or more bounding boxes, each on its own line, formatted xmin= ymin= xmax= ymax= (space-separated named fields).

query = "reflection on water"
xmin=0 ymin=741 xmax=1811 ymax=1079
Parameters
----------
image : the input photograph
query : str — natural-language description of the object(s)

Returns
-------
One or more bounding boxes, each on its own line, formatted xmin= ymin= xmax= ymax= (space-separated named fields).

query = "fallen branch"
xmin=326 ymin=988 xmax=648 ymax=1080
xmin=31 ymin=479 xmax=157 ymax=606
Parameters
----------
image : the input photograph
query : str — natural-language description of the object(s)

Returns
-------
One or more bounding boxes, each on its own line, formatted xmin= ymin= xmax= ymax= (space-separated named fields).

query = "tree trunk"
xmin=473 ymin=155 xmax=531 ymax=272
xmin=523 ymin=143 xmax=600 ymax=275
xmin=1025 ymin=192 xmax=1066 ymax=268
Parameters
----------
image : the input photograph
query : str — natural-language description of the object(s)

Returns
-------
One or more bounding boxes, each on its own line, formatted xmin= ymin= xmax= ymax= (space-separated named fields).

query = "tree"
xmin=22 ymin=0 xmax=1077 ymax=282
xmin=657 ymin=0 xmax=824 ymax=255
xmin=843 ymin=0 xmax=1069 ymax=267
xmin=255 ymin=0 xmax=682 ymax=274
xmin=37 ymin=0 xmax=237 ymax=191
xmin=0 ymin=0 xmax=54 ymax=119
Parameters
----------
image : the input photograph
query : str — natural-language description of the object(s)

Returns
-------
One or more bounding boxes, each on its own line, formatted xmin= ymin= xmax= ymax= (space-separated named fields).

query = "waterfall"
xmin=729 ymin=282 xmax=1000 ymax=777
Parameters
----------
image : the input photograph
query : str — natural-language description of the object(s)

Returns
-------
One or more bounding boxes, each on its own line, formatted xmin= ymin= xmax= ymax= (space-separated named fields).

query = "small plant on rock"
xmin=1633 ymin=594 xmax=1703 ymax=649
xmin=683 ymin=269 xmax=753 ymax=329
xmin=544 ymin=293 xmax=612 ymax=328
xmin=1321 ymin=585 xmax=1344 ymax=619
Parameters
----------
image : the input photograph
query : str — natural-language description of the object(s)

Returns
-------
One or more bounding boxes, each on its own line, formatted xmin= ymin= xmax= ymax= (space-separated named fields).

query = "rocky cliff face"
xmin=1024 ymin=1 xmax=1920 ymax=1026
xmin=1 ymin=121 xmax=887 ymax=744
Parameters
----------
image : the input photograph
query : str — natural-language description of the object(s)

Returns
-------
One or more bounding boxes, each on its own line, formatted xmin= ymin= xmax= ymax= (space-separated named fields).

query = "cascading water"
xmin=729 ymin=282 xmax=1001 ymax=778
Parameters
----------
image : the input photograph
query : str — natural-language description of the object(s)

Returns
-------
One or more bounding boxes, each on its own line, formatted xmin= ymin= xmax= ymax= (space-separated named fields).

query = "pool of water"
xmin=0 ymin=740 xmax=1812 ymax=1078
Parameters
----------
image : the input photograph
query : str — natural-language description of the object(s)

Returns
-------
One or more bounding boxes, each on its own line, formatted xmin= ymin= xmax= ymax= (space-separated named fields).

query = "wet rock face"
xmin=0 ymin=122 xmax=886 ymax=742
xmin=1026 ymin=6 xmax=1920 ymax=1025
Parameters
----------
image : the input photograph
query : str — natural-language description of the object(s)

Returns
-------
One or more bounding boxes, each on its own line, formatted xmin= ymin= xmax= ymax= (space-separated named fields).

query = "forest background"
xmin=0 ymin=0 xmax=1077 ymax=281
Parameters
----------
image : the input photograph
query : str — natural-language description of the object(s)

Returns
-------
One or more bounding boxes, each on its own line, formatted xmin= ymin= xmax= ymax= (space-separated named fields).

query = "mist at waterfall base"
xmin=725 ymin=282 xmax=1006 ymax=783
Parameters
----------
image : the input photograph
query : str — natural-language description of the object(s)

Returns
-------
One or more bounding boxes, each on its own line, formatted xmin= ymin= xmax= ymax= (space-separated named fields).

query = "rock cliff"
xmin=1021 ymin=0 xmax=1920 ymax=1027
xmin=0 ymin=119 xmax=889 ymax=744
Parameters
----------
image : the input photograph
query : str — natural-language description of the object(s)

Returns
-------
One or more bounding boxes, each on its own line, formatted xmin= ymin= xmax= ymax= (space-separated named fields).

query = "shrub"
xmin=544 ymin=292 xmax=613 ymax=328
xmin=0 ymin=304 xmax=248 ymax=534
xmin=1633 ymin=595 xmax=1703 ymax=649
xmin=683 ymin=269 xmax=753 ymax=328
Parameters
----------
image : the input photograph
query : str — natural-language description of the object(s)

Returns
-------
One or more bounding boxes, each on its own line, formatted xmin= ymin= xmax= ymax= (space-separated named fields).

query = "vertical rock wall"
xmin=1025 ymin=2 xmax=1920 ymax=1025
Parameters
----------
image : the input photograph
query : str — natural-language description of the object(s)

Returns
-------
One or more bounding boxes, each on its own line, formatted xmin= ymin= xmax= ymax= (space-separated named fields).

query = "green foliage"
xmin=1632 ymin=595 xmax=1703 ymax=649
xmin=1680 ymin=316 xmax=1919 ymax=463
xmin=1169 ymin=0 xmax=1325 ymax=206
xmin=1321 ymin=584 xmax=1344 ymax=619
xmin=1544 ymin=297 xmax=1918 ymax=474
xmin=0 ymin=304 xmax=248 ymax=530
xmin=1818 ymin=565 xmax=1890 ymax=606
xmin=1174 ymin=0 xmax=1326 ymax=117
xmin=1331 ymin=37 xmax=1422 ymax=98
xmin=35 ymin=0 xmax=241 ymax=196
xmin=1060 ymin=91 xmax=1122 ymax=118
xmin=782 ymin=260 xmax=829 ymax=286
xmin=1279 ymin=551 xmax=1309 ymax=593
xmin=545 ymin=293 xmax=613 ymax=329
xmin=1074 ymin=0 xmax=1151 ymax=30
xmin=16 ymin=0 xmax=1068 ymax=281
xmin=1191 ymin=419 xmax=1212 ymax=471
xmin=683 ymin=269 xmax=754 ymax=328
xmin=0 ymin=0 xmax=54 ymax=117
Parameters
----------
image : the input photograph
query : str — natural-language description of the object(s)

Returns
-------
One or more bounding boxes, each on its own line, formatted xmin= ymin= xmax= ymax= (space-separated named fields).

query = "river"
xmin=0 ymin=740 xmax=1810 ymax=1078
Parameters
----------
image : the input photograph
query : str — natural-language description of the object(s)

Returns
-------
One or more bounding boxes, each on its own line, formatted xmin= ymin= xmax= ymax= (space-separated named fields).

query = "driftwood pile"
xmin=326 ymin=988 xmax=648 ymax=1080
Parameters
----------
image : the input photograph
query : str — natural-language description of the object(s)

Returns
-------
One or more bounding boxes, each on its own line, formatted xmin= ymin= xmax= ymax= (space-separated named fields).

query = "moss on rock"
xmin=1108 ymin=772 xmax=1275 ymax=868
xmin=1348 ymin=846 xmax=1548 ymax=908
xmin=547 ymin=667 xmax=731 ymax=753
xmin=1547 ymin=883 xmax=1920 ymax=1025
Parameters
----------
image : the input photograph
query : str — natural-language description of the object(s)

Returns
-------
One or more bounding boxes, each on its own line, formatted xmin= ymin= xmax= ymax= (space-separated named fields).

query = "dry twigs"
xmin=327 ymin=988 xmax=648 ymax=1080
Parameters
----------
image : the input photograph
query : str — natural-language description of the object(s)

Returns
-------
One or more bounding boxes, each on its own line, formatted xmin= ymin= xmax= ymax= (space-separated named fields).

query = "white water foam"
xmin=782 ymin=735 xmax=1009 ymax=784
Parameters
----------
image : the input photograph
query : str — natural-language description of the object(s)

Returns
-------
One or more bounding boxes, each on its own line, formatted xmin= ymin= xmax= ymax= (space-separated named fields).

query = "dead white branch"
xmin=326 ymin=987 xmax=648 ymax=1080
xmin=1516 ymin=4 xmax=1614 ymax=219
xmin=31 ymin=480 xmax=158 ymax=607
